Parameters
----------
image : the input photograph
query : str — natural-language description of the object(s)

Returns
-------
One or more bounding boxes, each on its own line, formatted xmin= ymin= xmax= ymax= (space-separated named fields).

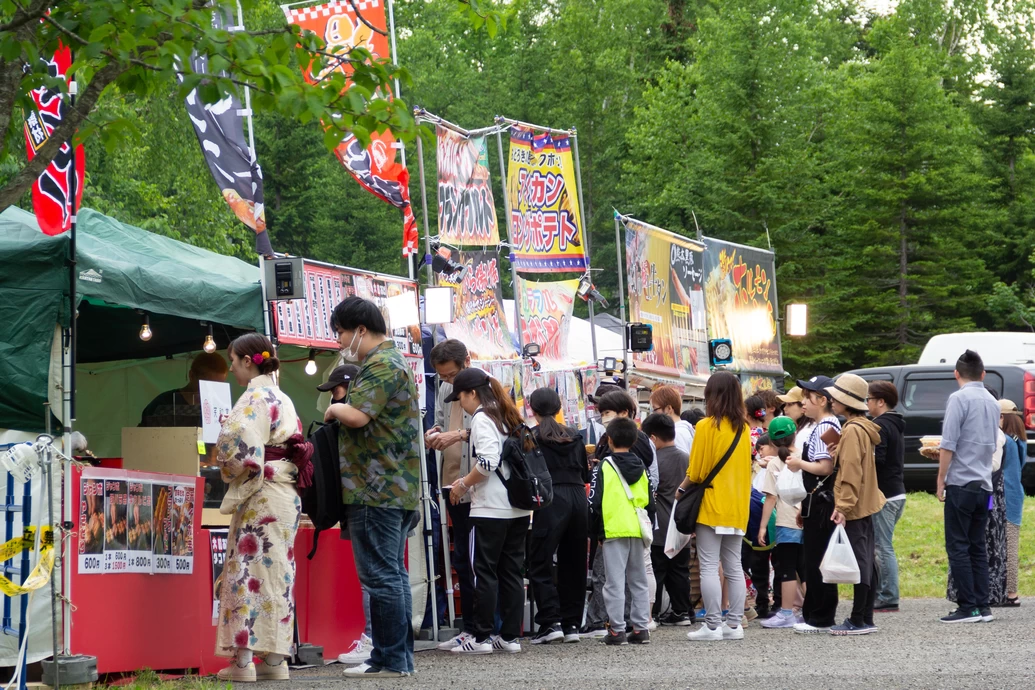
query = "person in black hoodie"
xmin=589 ymin=417 xmax=658 ymax=645
xmin=527 ymin=388 xmax=591 ymax=645
xmin=867 ymin=380 xmax=906 ymax=613
xmin=582 ymin=390 xmax=659 ymax=636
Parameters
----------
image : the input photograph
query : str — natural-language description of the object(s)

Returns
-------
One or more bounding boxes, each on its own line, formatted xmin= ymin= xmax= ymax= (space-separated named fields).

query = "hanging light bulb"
xmin=305 ymin=349 xmax=318 ymax=376
xmin=139 ymin=314 xmax=152 ymax=342
xmin=203 ymin=323 xmax=217 ymax=353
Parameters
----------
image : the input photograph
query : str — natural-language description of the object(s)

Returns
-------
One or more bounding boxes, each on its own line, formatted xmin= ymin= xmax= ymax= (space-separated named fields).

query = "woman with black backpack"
xmin=527 ymin=387 xmax=591 ymax=645
xmin=446 ymin=368 xmax=532 ymax=655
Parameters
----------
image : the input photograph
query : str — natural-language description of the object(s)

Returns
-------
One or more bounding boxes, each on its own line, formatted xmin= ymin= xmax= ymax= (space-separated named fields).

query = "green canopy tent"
xmin=0 ymin=206 xmax=264 ymax=433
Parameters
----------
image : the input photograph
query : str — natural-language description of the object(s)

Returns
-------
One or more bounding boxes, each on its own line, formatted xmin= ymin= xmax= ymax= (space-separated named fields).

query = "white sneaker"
xmin=338 ymin=634 xmax=372 ymax=664
xmin=721 ymin=623 xmax=744 ymax=640
xmin=342 ymin=663 xmax=410 ymax=678
xmin=687 ymin=624 xmax=723 ymax=641
xmin=437 ymin=631 xmax=472 ymax=651
xmin=793 ymin=622 xmax=830 ymax=634
xmin=489 ymin=635 xmax=521 ymax=653
xmin=647 ymin=619 xmax=658 ymax=632
xmin=760 ymin=612 xmax=797 ymax=629
xmin=451 ymin=637 xmax=493 ymax=655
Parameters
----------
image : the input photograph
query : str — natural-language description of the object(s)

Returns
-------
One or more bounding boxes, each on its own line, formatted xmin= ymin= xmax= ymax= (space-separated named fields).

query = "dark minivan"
xmin=844 ymin=364 xmax=1035 ymax=493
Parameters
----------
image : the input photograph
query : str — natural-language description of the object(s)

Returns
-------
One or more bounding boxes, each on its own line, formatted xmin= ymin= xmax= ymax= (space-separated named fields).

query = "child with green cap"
xmin=757 ymin=416 xmax=806 ymax=629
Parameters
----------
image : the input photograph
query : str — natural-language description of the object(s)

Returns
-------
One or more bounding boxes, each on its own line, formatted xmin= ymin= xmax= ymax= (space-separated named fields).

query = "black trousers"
xmin=845 ymin=515 xmax=877 ymax=626
xmin=802 ymin=499 xmax=839 ymax=627
xmin=945 ymin=482 xmax=991 ymax=610
xmin=446 ymin=500 xmax=475 ymax=626
xmin=471 ymin=515 xmax=530 ymax=642
xmin=528 ymin=484 xmax=589 ymax=629
xmin=651 ymin=543 xmax=691 ymax=616
xmin=744 ymin=544 xmax=774 ymax=614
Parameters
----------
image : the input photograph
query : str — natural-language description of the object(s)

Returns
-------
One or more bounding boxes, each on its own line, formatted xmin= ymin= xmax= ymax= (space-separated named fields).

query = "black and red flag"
xmin=23 ymin=42 xmax=84 ymax=236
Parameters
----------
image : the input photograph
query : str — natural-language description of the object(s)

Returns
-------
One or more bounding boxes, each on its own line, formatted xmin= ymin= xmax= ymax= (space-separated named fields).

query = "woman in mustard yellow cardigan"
xmin=678 ymin=372 xmax=753 ymax=642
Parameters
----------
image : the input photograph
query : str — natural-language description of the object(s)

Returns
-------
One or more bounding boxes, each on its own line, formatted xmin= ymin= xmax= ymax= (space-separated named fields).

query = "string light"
xmin=305 ymin=350 xmax=318 ymax=376
xmin=203 ymin=323 xmax=217 ymax=353
xmin=139 ymin=314 xmax=152 ymax=342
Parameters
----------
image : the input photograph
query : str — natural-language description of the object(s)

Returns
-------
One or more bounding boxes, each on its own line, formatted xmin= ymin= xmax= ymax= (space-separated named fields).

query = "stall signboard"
xmin=505 ymin=126 xmax=587 ymax=272
xmin=702 ymin=237 xmax=782 ymax=374
xmin=437 ymin=126 xmax=500 ymax=246
xmin=199 ymin=381 xmax=232 ymax=444
xmin=274 ymin=260 xmax=423 ymax=358
xmin=210 ymin=528 xmax=229 ymax=624
xmin=78 ymin=469 xmax=195 ymax=576
xmin=440 ymin=250 xmax=518 ymax=361
xmin=516 ymin=277 xmax=578 ymax=365
xmin=624 ymin=218 xmax=709 ymax=378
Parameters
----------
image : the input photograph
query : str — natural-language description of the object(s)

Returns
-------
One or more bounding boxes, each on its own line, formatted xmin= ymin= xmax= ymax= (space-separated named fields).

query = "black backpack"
xmin=302 ymin=420 xmax=345 ymax=559
xmin=496 ymin=424 xmax=554 ymax=511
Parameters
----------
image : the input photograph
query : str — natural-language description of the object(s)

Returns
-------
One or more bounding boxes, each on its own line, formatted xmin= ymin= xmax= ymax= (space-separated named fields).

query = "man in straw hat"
xmin=825 ymin=373 xmax=886 ymax=636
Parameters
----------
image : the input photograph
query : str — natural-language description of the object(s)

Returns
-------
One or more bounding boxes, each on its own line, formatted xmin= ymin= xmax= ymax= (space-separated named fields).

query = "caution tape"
xmin=0 ymin=527 xmax=55 ymax=597
xmin=0 ymin=527 xmax=37 ymax=563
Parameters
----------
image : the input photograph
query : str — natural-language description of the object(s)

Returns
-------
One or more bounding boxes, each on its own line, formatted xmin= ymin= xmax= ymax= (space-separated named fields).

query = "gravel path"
xmin=251 ymin=598 xmax=1034 ymax=689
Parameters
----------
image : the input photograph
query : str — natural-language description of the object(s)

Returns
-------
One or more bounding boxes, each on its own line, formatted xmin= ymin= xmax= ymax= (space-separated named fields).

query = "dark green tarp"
xmin=0 ymin=206 xmax=263 ymax=432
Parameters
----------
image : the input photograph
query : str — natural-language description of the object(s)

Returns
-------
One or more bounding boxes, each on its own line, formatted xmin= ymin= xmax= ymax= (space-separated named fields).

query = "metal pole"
xmin=42 ymin=417 xmax=60 ymax=690
xmin=496 ymin=115 xmax=569 ymax=137
xmin=569 ymin=131 xmax=597 ymax=363
xmin=494 ymin=129 xmax=523 ymax=351
xmin=416 ymin=132 xmax=434 ymax=288
xmin=615 ymin=213 xmax=628 ymax=385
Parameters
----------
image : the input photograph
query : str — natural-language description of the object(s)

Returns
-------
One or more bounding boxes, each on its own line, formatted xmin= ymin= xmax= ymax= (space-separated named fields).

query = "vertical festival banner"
xmin=436 ymin=126 xmax=500 ymax=246
xmin=516 ymin=277 xmax=579 ymax=365
xmin=283 ymin=0 xmax=418 ymax=255
xmin=702 ymin=237 xmax=782 ymax=374
xmin=181 ymin=5 xmax=272 ymax=256
xmin=624 ymin=218 xmax=708 ymax=378
xmin=439 ymin=250 xmax=517 ymax=360
xmin=505 ymin=126 xmax=586 ymax=272
xmin=23 ymin=43 xmax=85 ymax=236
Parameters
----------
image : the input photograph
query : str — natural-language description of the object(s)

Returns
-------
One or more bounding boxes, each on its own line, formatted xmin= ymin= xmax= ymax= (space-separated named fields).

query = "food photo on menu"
xmin=152 ymin=484 xmax=171 ymax=555
xmin=104 ymin=479 xmax=128 ymax=551
xmin=127 ymin=482 xmax=153 ymax=552
xmin=171 ymin=488 xmax=195 ymax=557
xmin=80 ymin=478 xmax=105 ymax=555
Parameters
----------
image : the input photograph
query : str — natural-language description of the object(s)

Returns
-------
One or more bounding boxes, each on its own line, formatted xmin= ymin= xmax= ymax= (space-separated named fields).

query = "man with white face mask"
xmin=324 ymin=296 xmax=421 ymax=679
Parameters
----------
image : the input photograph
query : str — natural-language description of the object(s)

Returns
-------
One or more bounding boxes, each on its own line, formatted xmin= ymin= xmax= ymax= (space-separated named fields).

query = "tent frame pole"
xmin=569 ymin=131 xmax=597 ymax=363
xmin=614 ymin=213 xmax=628 ymax=386
xmin=494 ymin=129 xmax=523 ymax=351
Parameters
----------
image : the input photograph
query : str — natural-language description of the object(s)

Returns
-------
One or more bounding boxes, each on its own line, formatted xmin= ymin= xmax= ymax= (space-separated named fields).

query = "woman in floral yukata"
xmin=214 ymin=333 xmax=313 ymax=683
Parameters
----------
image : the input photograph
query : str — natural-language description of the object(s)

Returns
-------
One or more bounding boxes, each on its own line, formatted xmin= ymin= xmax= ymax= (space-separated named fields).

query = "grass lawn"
xmin=100 ymin=670 xmax=228 ymax=689
xmin=880 ymin=492 xmax=1035 ymax=599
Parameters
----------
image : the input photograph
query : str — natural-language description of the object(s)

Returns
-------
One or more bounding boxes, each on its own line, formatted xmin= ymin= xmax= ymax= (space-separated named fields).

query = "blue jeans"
xmin=362 ymin=587 xmax=371 ymax=638
xmin=348 ymin=505 xmax=418 ymax=673
xmin=872 ymin=498 xmax=905 ymax=605
xmin=944 ymin=483 xmax=990 ymax=611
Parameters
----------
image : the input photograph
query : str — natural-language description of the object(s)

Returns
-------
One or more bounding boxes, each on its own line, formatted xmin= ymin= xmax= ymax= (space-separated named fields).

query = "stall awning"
xmin=0 ymin=206 xmax=263 ymax=432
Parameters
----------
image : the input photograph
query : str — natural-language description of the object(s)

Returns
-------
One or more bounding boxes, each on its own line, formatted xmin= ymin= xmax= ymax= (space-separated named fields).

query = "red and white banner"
xmin=283 ymin=0 xmax=418 ymax=256
xmin=23 ymin=42 xmax=85 ymax=236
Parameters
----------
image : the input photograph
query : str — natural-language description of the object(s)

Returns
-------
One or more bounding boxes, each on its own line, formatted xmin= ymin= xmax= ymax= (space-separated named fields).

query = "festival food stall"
xmin=0 ymin=207 xmax=427 ymax=675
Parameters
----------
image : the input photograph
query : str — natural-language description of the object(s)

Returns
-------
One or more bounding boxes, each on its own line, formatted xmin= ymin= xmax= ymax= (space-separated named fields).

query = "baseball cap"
xmin=316 ymin=364 xmax=360 ymax=392
xmin=768 ymin=416 xmax=797 ymax=441
xmin=796 ymin=375 xmax=836 ymax=398
xmin=443 ymin=368 xmax=490 ymax=403
xmin=1000 ymin=399 xmax=1022 ymax=416
xmin=777 ymin=386 xmax=805 ymax=405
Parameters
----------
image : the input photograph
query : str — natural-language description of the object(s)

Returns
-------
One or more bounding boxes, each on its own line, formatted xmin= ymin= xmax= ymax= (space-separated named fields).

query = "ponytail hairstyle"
xmin=745 ymin=395 xmax=767 ymax=422
xmin=228 ymin=333 xmax=280 ymax=376
xmin=473 ymin=376 xmax=533 ymax=450
xmin=529 ymin=387 xmax=574 ymax=444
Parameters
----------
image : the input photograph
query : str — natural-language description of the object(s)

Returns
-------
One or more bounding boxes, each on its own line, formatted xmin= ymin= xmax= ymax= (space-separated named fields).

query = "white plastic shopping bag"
xmin=776 ymin=466 xmax=807 ymax=505
xmin=664 ymin=500 xmax=692 ymax=558
xmin=820 ymin=524 xmax=860 ymax=584
xmin=751 ymin=469 xmax=767 ymax=492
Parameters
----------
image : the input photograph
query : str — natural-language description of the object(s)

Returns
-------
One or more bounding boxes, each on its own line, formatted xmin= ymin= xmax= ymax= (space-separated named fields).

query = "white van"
xmin=919 ymin=332 xmax=1035 ymax=366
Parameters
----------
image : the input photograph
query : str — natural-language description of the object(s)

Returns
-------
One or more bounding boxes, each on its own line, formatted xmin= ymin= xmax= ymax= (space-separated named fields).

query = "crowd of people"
xmin=205 ymin=293 xmax=1026 ymax=680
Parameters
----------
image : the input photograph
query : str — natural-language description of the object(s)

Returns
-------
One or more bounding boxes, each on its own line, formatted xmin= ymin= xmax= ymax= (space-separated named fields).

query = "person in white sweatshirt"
xmin=447 ymin=368 xmax=532 ymax=655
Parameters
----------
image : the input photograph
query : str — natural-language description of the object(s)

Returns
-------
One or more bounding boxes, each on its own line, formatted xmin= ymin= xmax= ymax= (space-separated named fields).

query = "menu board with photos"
xmin=78 ymin=469 xmax=196 ymax=576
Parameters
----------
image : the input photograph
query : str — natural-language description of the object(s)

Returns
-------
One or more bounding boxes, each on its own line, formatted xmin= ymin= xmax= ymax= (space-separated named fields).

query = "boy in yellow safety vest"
xmin=589 ymin=417 xmax=657 ymax=647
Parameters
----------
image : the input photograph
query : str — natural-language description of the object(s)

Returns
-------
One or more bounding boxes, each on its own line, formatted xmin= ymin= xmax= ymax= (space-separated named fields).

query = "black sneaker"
xmin=562 ymin=625 xmax=580 ymax=643
xmin=580 ymin=622 xmax=607 ymax=638
xmin=873 ymin=602 xmax=899 ymax=613
xmin=659 ymin=611 xmax=692 ymax=626
xmin=627 ymin=629 xmax=651 ymax=644
xmin=603 ymin=628 xmax=628 ymax=646
xmin=530 ymin=623 xmax=564 ymax=645
xmin=940 ymin=608 xmax=982 ymax=624
xmin=979 ymin=607 xmax=995 ymax=622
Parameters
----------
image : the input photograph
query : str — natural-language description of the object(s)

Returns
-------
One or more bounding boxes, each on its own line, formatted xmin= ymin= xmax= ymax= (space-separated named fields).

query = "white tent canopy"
xmin=502 ymin=300 xmax=625 ymax=367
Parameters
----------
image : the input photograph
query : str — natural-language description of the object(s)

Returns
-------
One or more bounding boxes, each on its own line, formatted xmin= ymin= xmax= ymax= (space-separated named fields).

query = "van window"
xmin=859 ymin=372 xmax=893 ymax=382
xmin=902 ymin=373 xmax=1005 ymax=411
xmin=902 ymin=377 xmax=961 ymax=411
